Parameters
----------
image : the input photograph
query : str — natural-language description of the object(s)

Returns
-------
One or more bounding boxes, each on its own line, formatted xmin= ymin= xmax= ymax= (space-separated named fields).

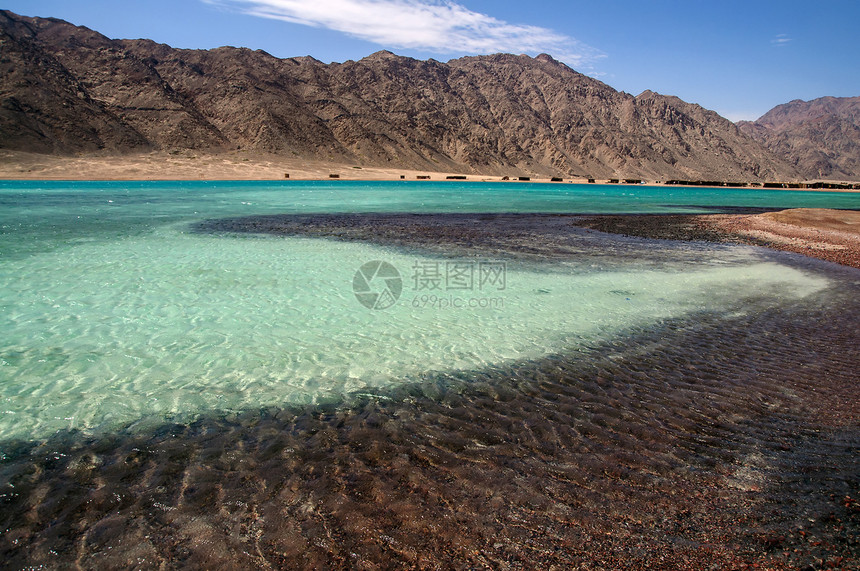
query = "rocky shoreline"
xmin=572 ymin=208 xmax=860 ymax=269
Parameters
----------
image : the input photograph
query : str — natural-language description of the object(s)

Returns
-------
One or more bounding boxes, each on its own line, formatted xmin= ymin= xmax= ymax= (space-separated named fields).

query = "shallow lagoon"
xmin=0 ymin=181 xmax=857 ymax=568
xmin=1 ymin=181 xmax=854 ymax=441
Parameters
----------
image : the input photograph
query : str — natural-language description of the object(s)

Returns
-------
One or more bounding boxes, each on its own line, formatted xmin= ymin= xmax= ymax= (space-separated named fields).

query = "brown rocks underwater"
xmin=2 ymin=213 xmax=857 ymax=569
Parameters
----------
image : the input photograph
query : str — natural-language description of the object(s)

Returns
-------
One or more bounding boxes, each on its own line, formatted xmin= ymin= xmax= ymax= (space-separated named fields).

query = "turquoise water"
xmin=2 ymin=180 xmax=857 ymax=260
xmin=0 ymin=181 xmax=857 ymax=442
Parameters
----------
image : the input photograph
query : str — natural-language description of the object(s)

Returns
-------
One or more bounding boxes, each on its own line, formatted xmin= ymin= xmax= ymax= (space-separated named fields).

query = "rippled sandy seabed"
xmin=2 ymin=213 xmax=858 ymax=570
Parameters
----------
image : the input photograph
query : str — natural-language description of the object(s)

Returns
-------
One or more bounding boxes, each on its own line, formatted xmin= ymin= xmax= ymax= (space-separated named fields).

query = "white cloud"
xmin=771 ymin=33 xmax=792 ymax=47
xmin=210 ymin=0 xmax=603 ymax=66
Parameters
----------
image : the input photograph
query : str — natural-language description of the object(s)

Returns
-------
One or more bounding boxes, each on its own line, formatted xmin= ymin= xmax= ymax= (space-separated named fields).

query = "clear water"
xmin=0 ymin=181 xmax=856 ymax=442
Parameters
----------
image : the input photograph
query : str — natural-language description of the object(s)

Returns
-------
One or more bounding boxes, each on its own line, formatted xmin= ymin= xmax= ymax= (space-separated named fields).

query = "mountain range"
xmin=738 ymin=97 xmax=860 ymax=181
xmin=1 ymin=10 xmax=858 ymax=181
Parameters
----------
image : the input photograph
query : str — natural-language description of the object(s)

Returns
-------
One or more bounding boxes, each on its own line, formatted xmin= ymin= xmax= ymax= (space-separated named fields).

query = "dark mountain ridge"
xmin=738 ymin=96 xmax=860 ymax=180
xmin=1 ymin=10 xmax=853 ymax=181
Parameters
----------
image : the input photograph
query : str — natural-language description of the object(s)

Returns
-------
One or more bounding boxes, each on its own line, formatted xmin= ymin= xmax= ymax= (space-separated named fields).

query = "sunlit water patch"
xmin=1 ymin=182 xmax=857 ymax=568
xmin=0 ymin=181 xmax=854 ymax=443
xmin=0 ymin=220 xmax=830 ymax=442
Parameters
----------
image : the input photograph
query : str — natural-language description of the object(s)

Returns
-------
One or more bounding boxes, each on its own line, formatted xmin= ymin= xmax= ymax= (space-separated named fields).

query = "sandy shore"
xmin=699 ymin=209 xmax=860 ymax=268
xmin=2 ymin=151 xmax=858 ymax=190
xmin=573 ymin=208 xmax=860 ymax=270
xmin=0 ymin=150 xmax=552 ymax=182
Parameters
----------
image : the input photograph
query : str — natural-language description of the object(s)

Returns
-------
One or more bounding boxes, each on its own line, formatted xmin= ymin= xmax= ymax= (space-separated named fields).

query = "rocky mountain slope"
xmin=738 ymin=96 xmax=860 ymax=181
xmin=0 ymin=10 xmax=818 ymax=180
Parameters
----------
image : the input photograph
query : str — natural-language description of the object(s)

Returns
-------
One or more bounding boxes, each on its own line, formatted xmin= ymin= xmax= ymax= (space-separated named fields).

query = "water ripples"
xmin=0 ymin=284 xmax=857 ymax=569
xmin=1 ymin=210 xmax=857 ymax=568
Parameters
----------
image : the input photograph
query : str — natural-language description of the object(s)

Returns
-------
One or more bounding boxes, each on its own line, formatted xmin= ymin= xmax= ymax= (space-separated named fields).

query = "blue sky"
xmin=6 ymin=0 xmax=859 ymax=121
